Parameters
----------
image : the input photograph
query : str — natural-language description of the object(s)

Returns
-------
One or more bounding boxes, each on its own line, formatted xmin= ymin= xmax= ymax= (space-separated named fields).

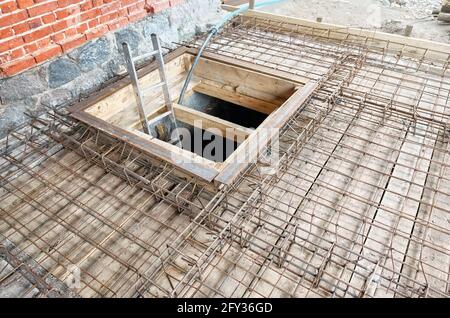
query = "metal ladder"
xmin=122 ymin=34 xmax=180 ymax=144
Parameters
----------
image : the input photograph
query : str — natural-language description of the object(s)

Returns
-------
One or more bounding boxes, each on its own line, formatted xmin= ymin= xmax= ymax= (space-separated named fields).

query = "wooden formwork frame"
xmin=68 ymin=45 xmax=317 ymax=186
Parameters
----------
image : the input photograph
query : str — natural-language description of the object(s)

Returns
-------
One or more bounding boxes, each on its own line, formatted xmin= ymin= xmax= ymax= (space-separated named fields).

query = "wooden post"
xmin=404 ymin=25 xmax=413 ymax=37
xmin=249 ymin=0 xmax=255 ymax=10
xmin=442 ymin=0 xmax=450 ymax=13
xmin=438 ymin=12 xmax=450 ymax=22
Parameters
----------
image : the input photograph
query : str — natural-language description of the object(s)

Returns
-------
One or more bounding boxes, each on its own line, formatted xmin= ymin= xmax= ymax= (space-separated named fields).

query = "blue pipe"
xmin=178 ymin=0 xmax=285 ymax=104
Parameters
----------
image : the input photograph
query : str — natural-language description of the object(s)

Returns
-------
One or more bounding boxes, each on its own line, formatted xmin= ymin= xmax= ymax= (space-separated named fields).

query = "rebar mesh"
xmin=1 ymin=15 xmax=449 ymax=298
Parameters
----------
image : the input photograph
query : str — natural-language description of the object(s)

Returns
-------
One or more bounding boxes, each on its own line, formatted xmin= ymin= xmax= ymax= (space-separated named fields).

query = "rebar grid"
xmin=1 ymin=14 xmax=449 ymax=298
xmin=184 ymin=16 xmax=450 ymax=125
xmin=160 ymin=17 xmax=449 ymax=298
xmin=0 ymin=114 xmax=215 ymax=297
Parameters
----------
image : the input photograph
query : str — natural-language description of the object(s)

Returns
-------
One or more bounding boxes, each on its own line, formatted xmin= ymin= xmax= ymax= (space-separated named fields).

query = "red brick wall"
xmin=0 ymin=0 xmax=183 ymax=77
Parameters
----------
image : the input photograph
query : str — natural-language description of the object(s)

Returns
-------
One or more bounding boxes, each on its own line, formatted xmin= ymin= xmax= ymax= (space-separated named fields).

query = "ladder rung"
xmin=133 ymin=50 xmax=159 ymax=62
xmin=147 ymin=111 xmax=171 ymax=126
xmin=143 ymin=81 xmax=166 ymax=93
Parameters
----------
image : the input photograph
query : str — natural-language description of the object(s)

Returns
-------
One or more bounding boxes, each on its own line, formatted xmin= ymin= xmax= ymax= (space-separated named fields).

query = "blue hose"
xmin=178 ymin=0 xmax=285 ymax=104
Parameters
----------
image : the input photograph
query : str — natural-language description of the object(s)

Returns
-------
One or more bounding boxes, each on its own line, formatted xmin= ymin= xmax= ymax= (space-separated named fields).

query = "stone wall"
xmin=0 ymin=0 xmax=222 ymax=137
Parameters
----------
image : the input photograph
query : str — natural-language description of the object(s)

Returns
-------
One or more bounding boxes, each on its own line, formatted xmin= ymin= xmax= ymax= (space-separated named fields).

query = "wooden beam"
xmin=71 ymin=110 xmax=219 ymax=182
xmin=146 ymin=111 xmax=171 ymax=126
xmin=69 ymin=46 xmax=189 ymax=114
xmin=173 ymin=104 xmax=254 ymax=141
xmin=188 ymin=48 xmax=309 ymax=85
xmin=193 ymin=82 xmax=279 ymax=115
xmin=84 ymin=59 xmax=189 ymax=125
xmin=133 ymin=131 xmax=220 ymax=182
xmin=215 ymin=81 xmax=318 ymax=186
xmin=193 ymin=57 xmax=296 ymax=100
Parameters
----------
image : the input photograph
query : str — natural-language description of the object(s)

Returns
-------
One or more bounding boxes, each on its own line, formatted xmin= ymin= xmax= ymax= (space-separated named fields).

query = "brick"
xmin=128 ymin=11 xmax=147 ymax=23
xmin=58 ymin=34 xmax=86 ymax=52
xmin=57 ymin=0 xmax=82 ymax=7
xmin=23 ymin=25 xmax=53 ymax=43
xmin=24 ymin=42 xmax=38 ymax=53
xmin=76 ymin=23 xmax=88 ymax=33
xmin=55 ymin=7 xmax=80 ymax=19
xmin=33 ymin=44 xmax=62 ymax=63
xmin=136 ymin=0 xmax=146 ymax=8
xmin=100 ymin=2 xmax=120 ymax=14
xmin=80 ymin=0 xmax=93 ymax=11
xmin=0 ymin=11 xmax=29 ymax=28
xmin=121 ymin=0 xmax=135 ymax=6
xmin=13 ymin=22 xmax=30 ymax=35
xmin=85 ymin=24 xmax=108 ymax=40
xmin=87 ymin=18 xmax=99 ymax=28
xmin=99 ymin=12 xmax=118 ymax=24
xmin=0 ymin=52 xmax=12 ymax=64
xmin=27 ymin=1 xmax=59 ymax=17
xmin=0 ymin=27 xmax=14 ymax=39
xmin=127 ymin=4 xmax=141 ymax=15
xmin=52 ymin=19 xmax=69 ymax=32
xmin=0 ymin=55 xmax=36 ymax=77
xmin=64 ymin=27 xmax=78 ymax=38
xmin=0 ymin=37 xmax=24 ymax=52
xmin=28 ymin=17 xmax=43 ymax=29
xmin=51 ymin=31 xmax=66 ymax=42
xmin=80 ymin=8 xmax=100 ymax=21
xmin=92 ymin=0 xmax=103 ymax=5
xmin=147 ymin=1 xmax=170 ymax=13
xmin=117 ymin=7 xmax=127 ymax=16
xmin=169 ymin=0 xmax=183 ymax=7
xmin=131 ymin=0 xmax=146 ymax=8
xmin=36 ymin=36 xmax=51 ymax=48
xmin=107 ymin=16 xmax=128 ymax=31
xmin=124 ymin=0 xmax=145 ymax=10
xmin=57 ymin=0 xmax=69 ymax=6
xmin=0 ymin=1 xmax=18 ymax=13
xmin=17 ymin=0 xmax=35 ymax=9
xmin=10 ymin=47 xmax=26 ymax=59
xmin=42 ymin=13 xmax=57 ymax=24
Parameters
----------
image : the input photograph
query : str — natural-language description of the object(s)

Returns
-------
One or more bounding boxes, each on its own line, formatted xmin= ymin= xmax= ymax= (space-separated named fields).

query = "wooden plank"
xmin=258 ymin=81 xmax=318 ymax=129
xmin=173 ymin=104 xmax=254 ymax=141
xmin=214 ymin=81 xmax=318 ymax=186
xmin=83 ymin=54 xmax=190 ymax=122
xmin=69 ymin=46 xmax=189 ymax=114
xmin=200 ymin=77 xmax=288 ymax=105
xmin=133 ymin=132 xmax=220 ymax=182
xmin=193 ymin=58 xmax=296 ymax=100
xmin=71 ymin=111 xmax=219 ymax=182
xmin=146 ymin=111 xmax=171 ymax=126
xmin=189 ymin=48 xmax=309 ymax=85
xmin=108 ymin=75 xmax=201 ymax=129
xmin=193 ymin=82 xmax=279 ymax=115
